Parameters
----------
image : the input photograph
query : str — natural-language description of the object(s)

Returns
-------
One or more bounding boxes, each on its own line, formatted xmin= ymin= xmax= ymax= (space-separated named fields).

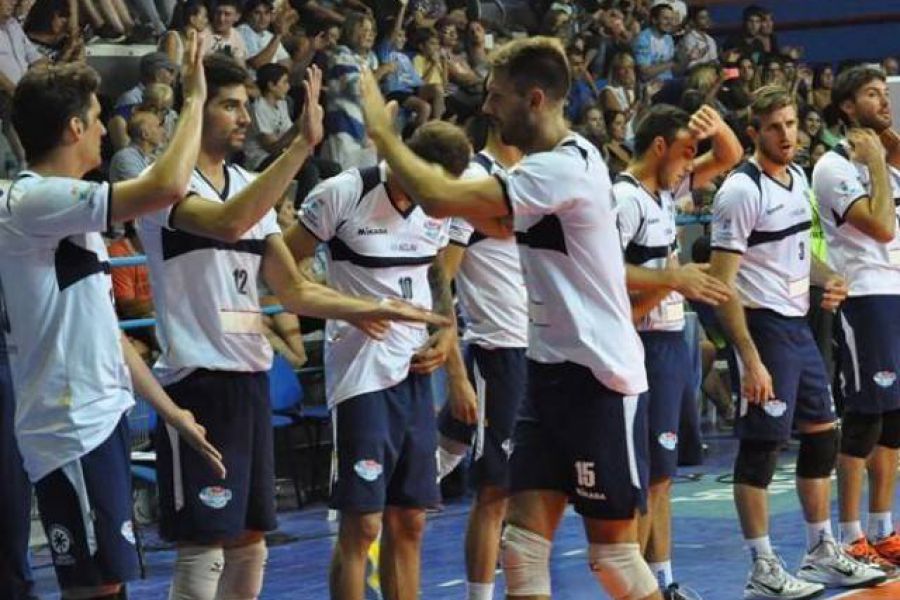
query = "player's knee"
xmin=384 ymin=508 xmax=426 ymax=542
xmin=501 ymin=524 xmax=552 ymax=597
xmin=341 ymin=513 xmax=382 ymax=551
xmin=878 ymin=409 xmax=900 ymax=449
xmin=841 ymin=412 xmax=882 ymax=458
xmin=797 ymin=428 xmax=839 ymax=478
xmin=170 ymin=545 xmax=225 ymax=600
xmin=588 ymin=543 xmax=658 ymax=600
xmin=733 ymin=439 xmax=779 ymax=488
xmin=217 ymin=539 xmax=267 ymax=599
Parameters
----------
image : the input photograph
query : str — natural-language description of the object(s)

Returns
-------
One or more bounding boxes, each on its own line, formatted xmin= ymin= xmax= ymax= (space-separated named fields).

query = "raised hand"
xmin=297 ymin=65 xmax=324 ymax=147
xmin=357 ymin=68 xmax=394 ymax=141
xmin=181 ymin=30 xmax=207 ymax=103
xmin=848 ymin=127 xmax=886 ymax=166
xmin=688 ymin=105 xmax=725 ymax=141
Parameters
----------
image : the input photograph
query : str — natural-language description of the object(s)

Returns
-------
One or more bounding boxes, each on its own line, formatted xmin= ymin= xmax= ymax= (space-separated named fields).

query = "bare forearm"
xmin=869 ymin=160 xmax=896 ymax=238
xmin=810 ymin=255 xmax=836 ymax=287
xmin=121 ymin=335 xmax=181 ymax=423
xmin=248 ymin=35 xmax=282 ymax=69
xmin=144 ymin=97 xmax=204 ymax=198
xmin=626 ymin=264 xmax=676 ymax=292
xmin=280 ymin=279 xmax=378 ymax=320
xmin=370 ymin=127 xmax=453 ymax=210
xmin=714 ymin=296 xmax=759 ymax=365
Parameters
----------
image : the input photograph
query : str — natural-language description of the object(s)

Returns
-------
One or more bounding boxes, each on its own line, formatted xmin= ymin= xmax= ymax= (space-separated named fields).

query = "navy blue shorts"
xmin=33 ymin=417 xmax=140 ymax=590
xmin=438 ymin=345 xmax=527 ymax=490
xmin=509 ymin=360 xmax=649 ymax=520
xmin=156 ymin=370 xmax=277 ymax=543
xmin=837 ymin=296 xmax=900 ymax=415
xmin=331 ymin=372 xmax=440 ymax=513
xmin=640 ymin=331 xmax=691 ymax=480
xmin=737 ymin=309 xmax=836 ymax=441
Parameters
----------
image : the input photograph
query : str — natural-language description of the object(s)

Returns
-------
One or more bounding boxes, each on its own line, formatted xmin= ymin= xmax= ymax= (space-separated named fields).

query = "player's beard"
xmin=759 ymin=136 xmax=796 ymax=166
xmin=856 ymin=108 xmax=892 ymax=133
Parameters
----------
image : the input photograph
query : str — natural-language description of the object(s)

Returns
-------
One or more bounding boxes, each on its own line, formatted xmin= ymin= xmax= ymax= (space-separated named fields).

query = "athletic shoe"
xmin=663 ymin=582 xmax=703 ymax=599
xmin=798 ymin=538 xmax=886 ymax=588
xmin=844 ymin=536 xmax=899 ymax=576
xmin=744 ymin=555 xmax=825 ymax=599
xmin=873 ymin=531 xmax=900 ymax=566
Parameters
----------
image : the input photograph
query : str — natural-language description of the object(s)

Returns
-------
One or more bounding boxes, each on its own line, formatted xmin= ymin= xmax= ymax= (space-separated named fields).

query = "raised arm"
xmin=687 ymin=105 xmax=744 ymax=189
xmin=171 ymin=67 xmax=324 ymax=242
xmin=109 ymin=31 xmax=207 ymax=223
xmin=358 ymin=69 xmax=509 ymax=219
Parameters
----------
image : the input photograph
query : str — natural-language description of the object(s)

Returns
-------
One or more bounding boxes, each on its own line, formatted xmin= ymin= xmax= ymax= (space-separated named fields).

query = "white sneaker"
xmin=744 ymin=554 xmax=825 ymax=600
xmin=798 ymin=537 xmax=887 ymax=589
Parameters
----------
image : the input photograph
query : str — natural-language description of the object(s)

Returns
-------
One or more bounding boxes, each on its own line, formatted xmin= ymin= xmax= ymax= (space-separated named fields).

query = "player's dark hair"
xmin=633 ymin=104 xmax=691 ymax=156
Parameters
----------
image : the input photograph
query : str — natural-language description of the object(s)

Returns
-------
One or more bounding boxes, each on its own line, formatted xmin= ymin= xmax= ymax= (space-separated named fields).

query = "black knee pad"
xmin=797 ymin=428 xmax=839 ymax=478
xmin=878 ymin=409 xmax=900 ymax=449
xmin=734 ymin=439 xmax=779 ymax=488
xmin=841 ymin=411 xmax=882 ymax=458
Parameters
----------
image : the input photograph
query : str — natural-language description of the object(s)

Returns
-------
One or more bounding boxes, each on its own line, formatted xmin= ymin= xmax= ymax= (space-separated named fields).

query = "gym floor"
xmin=31 ymin=434 xmax=900 ymax=599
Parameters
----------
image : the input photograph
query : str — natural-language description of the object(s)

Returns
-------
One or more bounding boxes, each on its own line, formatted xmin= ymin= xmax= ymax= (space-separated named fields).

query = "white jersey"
xmin=299 ymin=163 xmax=450 ymax=406
xmin=448 ymin=152 xmax=527 ymax=349
xmin=138 ymin=164 xmax=280 ymax=385
xmin=614 ymin=172 xmax=690 ymax=332
xmin=812 ymin=141 xmax=900 ymax=296
xmin=0 ymin=173 xmax=133 ymax=482
xmin=500 ymin=132 xmax=647 ymax=396
xmin=711 ymin=159 xmax=813 ymax=317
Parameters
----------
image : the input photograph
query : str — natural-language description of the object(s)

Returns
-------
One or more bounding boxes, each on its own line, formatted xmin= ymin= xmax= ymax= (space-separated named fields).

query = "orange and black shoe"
xmin=873 ymin=531 xmax=900 ymax=568
xmin=845 ymin=536 xmax=899 ymax=576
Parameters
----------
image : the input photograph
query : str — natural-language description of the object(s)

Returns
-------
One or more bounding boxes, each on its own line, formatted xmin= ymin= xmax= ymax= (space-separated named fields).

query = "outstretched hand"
xmin=357 ymin=68 xmax=395 ymax=141
xmin=348 ymin=298 xmax=452 ymax=340
xmin=170 ymin=409 xmax=227 ymax=479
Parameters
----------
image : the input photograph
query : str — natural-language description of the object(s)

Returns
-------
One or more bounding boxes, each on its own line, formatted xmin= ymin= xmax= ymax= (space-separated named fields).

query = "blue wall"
xmin=707 ymin=0 xmax=900 ymax=65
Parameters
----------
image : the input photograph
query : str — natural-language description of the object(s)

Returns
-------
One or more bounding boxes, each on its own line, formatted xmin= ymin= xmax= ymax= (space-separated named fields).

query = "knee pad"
xmin=588 ymin=543 xmax=658 ymax=600
xmin=169 ymin=546 xmax=224 ymax=600
xmin=878 ymin=409 xmax=900 ymax=449
xmin=796 ymin=428 xmax=839 ymax=478
xmin=841 ymin=412 xmax=882 ymax=458
xmin=216 ymin=540 xmax=267 ymax=600
xmin=734 ymin=439 xmax=779 ymax=488
xmin=500 ymin=524 xmax=552 ymax=597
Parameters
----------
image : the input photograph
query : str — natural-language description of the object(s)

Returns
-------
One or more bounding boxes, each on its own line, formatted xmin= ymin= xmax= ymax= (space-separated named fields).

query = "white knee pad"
xmin=215 ymin=539 xmax=268 ymax=600
xmin=169 ymin=545 xmax=225 ymax=600
xmin=588 ymin=543 xmax=658 ymax=600
xmin=500 ymin=524 xmax=552 ymax=597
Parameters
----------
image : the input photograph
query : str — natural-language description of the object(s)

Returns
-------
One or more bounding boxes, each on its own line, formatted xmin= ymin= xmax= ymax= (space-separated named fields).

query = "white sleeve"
xmin=10 ymin=177 xmax=110 ymax=237
xmin=812 ymin=154 xmax=868 ymax=220
xmin=260 ymin=208 xmax=281 ymax=237
xmin=497 ymin=151 xmax=575 ymax=217
xmin=614 ymin=184 xmax=642 ymax=250
xmin=710 ymin=175 xmax=760 ymax=254
xmin=298 ymin=171 xmax=360 ymax=241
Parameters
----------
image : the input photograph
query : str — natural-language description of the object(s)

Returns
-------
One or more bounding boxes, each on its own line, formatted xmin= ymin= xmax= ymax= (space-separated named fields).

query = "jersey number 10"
xmin=398 ymin=276 xmax=413 ymax=300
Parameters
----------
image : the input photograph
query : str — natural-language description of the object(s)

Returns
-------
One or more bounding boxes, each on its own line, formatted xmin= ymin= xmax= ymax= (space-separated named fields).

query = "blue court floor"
xmin=31 ymin=434 xmax=900 ymax=599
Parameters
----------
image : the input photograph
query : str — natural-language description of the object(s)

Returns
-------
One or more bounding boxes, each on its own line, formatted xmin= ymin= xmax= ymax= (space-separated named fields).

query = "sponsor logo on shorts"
xmin=762 ymin=399 xmax=787 ymax=418
xmin=874 ymin=371 xmax=897 ymax=388
xmin=121 ymin=520 xmax=136 ymax=545
xmin=575 ymin=487 xmax=607 ymax=501
xmin=354 ymin=459 xmax=383 ymax=482
xmin=658 ymin=432 xmax=678 ymax=451
xmin=198 ymin=486 xmax=233 ymax=509
xmin=48 ymin=524 xmax=76 ymax=566
xmin=501 ymin=438 xmax=514 ymax=458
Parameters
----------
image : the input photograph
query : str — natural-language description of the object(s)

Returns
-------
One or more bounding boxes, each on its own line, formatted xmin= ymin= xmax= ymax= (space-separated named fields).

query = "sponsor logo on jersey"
xmin=358 ymin=227 xmax=388 ymax=236
xmin=874 ymin=371 xmax=897 ymax=388
xmin=658 ymin=432 xmax=678 ymax=451
xmin=765 ymin=203 xmax=784 ymax=215
xmin=762 ymin=399 xmax=787 ymax=418
xmin=354 ymin=459 xmax=383 ymax=482
xmin=198 ymin=486 xmax=233 ymax=509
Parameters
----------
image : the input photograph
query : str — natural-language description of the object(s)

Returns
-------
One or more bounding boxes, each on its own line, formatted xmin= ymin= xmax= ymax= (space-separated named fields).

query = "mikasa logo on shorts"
xmin=658 ymin=432 xmax=678 ymax=451
xmin=763 ymin=399 xmax=787 ymax=418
